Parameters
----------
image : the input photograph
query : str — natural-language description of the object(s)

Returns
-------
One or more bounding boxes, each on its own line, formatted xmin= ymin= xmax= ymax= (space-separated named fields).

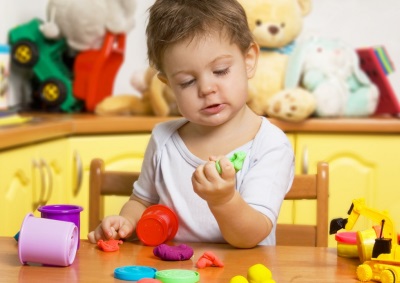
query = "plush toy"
xmin=40 ymin=0 xmax=136 ymax=51
xmin=265 ymin=87 xmax=316 ymax=122
xmin=238 ymin=0 xmax=312 ymax=117
xmin=285 ymin=37 xmax=380 ymax=117
xmin=95 ymin=67 xmax=180 ymax=117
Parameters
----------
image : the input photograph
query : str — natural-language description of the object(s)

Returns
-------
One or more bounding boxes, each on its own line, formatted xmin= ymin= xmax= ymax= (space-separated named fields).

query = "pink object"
xmin=196 ymin=251 xmax=224 ymax=269
xmin=18 ymin=213 xmax=78 ymax=267
xmin=335 ymin=231 xmax=357 ymax=244
xmin=136 ymin=205 xmax=178 ymax=246
xmin=38 ymin=204 xmax=83 ymax=248
xmin=153 ymin=244 xmax=194 ymax=261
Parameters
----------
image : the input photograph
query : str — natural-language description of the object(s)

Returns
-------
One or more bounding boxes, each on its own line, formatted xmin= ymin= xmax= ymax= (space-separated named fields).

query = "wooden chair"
xmin=276 ymin=161 xmax=329 ymax=247
xmin=89 ymin=158 xmax=329 ymax=247
xmin=88 ymin=158 xmax=140 ymax=232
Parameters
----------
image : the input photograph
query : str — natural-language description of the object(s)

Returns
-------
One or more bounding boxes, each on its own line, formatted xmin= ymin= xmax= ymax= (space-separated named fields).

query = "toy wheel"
xmin=11 ymin=40 xmax=39 ymax=68
xmin=356 ymin=264 xmax=372 ymax=282
xmin=39 ymin=78 xmax=67 ymax=107
xmin=380 ymin=269 xmax=396 ymax=283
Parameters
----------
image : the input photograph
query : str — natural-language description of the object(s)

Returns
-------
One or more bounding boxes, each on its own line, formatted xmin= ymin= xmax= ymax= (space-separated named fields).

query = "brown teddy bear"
xmin=239 ymin=0 xmax=314 ymax=121
xmin=95 ymin=67 xmax=180 ymax=117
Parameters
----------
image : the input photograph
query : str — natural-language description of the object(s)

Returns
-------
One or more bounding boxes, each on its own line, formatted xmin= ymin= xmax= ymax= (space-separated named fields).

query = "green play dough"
xmin=215 ymin=151 xmax=246 ymax=174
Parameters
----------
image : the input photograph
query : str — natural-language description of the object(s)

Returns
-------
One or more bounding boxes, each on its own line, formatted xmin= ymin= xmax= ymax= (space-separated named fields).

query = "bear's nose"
xmin=268 ymin=25 xmax=279 ymax=35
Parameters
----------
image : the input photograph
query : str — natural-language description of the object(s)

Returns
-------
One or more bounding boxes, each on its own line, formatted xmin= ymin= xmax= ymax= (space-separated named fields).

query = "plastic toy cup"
xmin=38 ymin=204 xmax=83 ymax=248
xmin=335 ymin=231 xmax=359 ymax=258
xmin=18 ymin=213 xmax=78 ymax=267
xmin=356 ymin=228 xmax=378 ymax=262
xmin=136 ymin=205 xmax=178 ymax=246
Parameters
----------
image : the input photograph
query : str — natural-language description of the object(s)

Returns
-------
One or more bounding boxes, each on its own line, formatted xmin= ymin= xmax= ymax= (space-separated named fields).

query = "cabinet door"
xmin=0 ymin=139 xmax=68 ymax=236
xmin=68 ymin=134 xmax=151 ymax=238
xmin=35 ymin=139 xmax=69 ymax=206
xmin=295 ymin=133 xmax=400 ymax=246
xmin=0 ymin=145 xmax=36 ymax=236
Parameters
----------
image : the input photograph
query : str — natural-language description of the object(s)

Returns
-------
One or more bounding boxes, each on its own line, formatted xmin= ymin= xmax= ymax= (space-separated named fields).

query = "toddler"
xmin=88 ymin=0 xmax=294 ymax=248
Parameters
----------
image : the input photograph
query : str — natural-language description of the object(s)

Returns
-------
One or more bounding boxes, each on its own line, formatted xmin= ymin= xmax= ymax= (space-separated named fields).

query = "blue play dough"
xmin=114 ymin=266 xmax=157 ymax=281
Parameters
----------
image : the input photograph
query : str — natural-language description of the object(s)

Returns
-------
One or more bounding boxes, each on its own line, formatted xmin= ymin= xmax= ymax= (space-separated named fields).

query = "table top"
xmin=0 ymin=237 xmax=364 ymax=283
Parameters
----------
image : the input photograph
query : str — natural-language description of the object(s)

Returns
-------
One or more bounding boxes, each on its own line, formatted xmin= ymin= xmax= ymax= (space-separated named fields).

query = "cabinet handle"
xmin=41 ymin=158 xmax=53 ymax=205
xmin=73 ymin=151 xmax=83 ymax=196
xmin=32 ymin=159 xmax=45 ymax=211
xmin=302 ymin=145 xmax=309 ymax=174
xmin=15 ymin=169 xmax=29 ymax=186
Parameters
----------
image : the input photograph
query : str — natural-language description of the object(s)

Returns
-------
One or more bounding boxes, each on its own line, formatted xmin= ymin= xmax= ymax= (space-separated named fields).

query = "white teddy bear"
xmin=40 ymin=0 xmax=136 ymax=51
xmin=285 ymin=37 xmax=379 ymax=117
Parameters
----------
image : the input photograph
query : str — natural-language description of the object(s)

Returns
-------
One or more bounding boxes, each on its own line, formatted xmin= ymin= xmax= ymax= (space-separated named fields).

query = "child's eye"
xmin=214 ymin=68 xmax=230 ymax=76
xmin=180 ymin=79 xmax=195 ymax=89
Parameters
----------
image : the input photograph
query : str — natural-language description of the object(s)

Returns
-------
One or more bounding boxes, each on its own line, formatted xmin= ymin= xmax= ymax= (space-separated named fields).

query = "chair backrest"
xmin=88 ymin=158 xmax=140 ymax=232
xmin=89 ymin=158 xmax=329 ymax=246
xmin=276 ymin=161 xmax=329 ymax=247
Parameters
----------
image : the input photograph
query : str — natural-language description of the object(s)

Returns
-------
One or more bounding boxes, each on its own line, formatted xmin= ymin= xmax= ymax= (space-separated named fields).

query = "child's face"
xmin=159 ymin=30 xmax=258 ymax=126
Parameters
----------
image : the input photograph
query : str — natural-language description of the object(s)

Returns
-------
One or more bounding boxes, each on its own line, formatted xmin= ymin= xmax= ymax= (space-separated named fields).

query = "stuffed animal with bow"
xmin=238 ymin=0 xmax=313 ymax=117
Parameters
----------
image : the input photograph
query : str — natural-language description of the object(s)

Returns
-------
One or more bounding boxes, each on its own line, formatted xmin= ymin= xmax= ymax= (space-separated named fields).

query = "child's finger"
xmin=218 ymin=157 xmax=235 ymax=178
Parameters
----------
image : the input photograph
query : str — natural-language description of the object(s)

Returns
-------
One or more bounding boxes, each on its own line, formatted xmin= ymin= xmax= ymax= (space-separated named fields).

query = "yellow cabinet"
xmin=67 ymin=134 xmax=151 ymax=238
xmin=294 ymin=133 xmax=400 ymax=246
xmin=0 ymin=139 xmax=68 ymax=236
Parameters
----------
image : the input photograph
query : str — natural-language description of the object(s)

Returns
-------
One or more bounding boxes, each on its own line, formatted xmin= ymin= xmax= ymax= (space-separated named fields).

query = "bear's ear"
xmin=297 ymin=0 xmax=312 ymax=16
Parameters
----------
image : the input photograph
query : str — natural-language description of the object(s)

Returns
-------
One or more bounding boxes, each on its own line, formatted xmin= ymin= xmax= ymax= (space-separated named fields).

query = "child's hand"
xmin=192 ymin=156 xmax=236 ymax=206
xmin=87 ymin=215 xmax=134 ymax=244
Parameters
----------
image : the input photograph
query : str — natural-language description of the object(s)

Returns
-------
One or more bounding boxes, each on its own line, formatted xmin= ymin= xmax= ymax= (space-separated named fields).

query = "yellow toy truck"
xmin=330 ymin=198 xmax=400 ymax=283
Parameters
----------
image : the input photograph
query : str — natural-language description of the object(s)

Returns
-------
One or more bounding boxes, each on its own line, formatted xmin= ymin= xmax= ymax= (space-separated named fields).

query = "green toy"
xmin=215 ymin=151 xmax=247 ymax=174
xmin=8 ymin=18 xmax=82 ymax=112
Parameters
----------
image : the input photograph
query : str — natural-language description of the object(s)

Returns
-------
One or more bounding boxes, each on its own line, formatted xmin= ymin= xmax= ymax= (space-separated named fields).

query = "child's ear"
xmin=157 ymin=72 xmax=169 ymax=86
xmin=245 ymin=42 xmax=259 ymax=79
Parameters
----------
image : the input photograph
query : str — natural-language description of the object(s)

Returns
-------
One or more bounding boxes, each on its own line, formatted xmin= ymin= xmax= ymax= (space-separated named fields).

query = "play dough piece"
xmin=97 ymin=238 xmax=123 ymax=252
xmin=114 ymin=266 xmax=157 ymax=281
xmin=216 ymin=151 xmax=246 ymax=174
xmin=153 ymin=244 xmax=194 ymax=261
xmin=196 ymin=251 xmax=224 ymax=268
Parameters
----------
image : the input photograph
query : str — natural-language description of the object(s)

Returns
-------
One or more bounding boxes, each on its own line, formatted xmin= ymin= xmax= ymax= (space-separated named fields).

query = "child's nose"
xmin=199 ymin=79 xmax=216 ymax=97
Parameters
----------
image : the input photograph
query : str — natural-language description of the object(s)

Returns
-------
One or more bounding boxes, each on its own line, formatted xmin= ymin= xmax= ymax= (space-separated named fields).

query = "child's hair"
xmin=146 ymin=0 xmax=254 ymax=72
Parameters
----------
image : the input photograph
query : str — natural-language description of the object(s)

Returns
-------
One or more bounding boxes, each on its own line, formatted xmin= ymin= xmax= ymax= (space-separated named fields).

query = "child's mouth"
xmin=202 ymin=104 xmax=225 ymax=114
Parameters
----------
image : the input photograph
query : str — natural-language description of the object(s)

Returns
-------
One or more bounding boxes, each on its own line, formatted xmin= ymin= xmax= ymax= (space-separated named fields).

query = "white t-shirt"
xmin=133 ymin=117 xmax=294 ymax=245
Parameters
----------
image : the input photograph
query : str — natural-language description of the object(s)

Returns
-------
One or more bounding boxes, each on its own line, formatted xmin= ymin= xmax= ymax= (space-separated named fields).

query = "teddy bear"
xmin=95 ymin=67 xmax=180 ymax=117
xmin=238 ymin=0 xmax=313 ymax=118
xmin=39 ymin=0 xmax=137 ymax=51
xmin=264 ymin=87 xmax=316 ymax=122
xmin=285 ymin=36 xmax=380 ymax=117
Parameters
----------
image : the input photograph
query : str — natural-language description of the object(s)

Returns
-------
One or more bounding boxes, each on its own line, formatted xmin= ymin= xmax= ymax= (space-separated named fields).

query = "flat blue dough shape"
xmin=114 ymin=265 xmax=157 ymax=281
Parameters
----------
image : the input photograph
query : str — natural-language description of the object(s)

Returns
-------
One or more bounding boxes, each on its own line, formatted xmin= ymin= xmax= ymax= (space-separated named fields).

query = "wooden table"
xmin=0 ymin=237 xmax=365 ymax=283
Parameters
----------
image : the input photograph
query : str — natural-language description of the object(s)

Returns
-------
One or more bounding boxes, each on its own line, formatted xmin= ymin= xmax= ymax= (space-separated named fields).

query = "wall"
xmin=1 ymin=0 xmax=399 ymax=104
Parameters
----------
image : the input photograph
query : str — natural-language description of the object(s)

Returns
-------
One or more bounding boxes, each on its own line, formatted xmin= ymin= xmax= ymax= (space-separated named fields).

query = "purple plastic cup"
xmin=38 ymin=204 xmax=83 ymax=248
xmin=18 ymin=213 xmax=78 ymax=266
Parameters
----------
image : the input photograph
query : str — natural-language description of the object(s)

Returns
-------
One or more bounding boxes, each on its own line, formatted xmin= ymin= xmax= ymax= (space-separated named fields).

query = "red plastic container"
xmin=73 ymin=32 xmax=125 ymax=111
xmin=136 ymin=205 xmax=178 ymax=246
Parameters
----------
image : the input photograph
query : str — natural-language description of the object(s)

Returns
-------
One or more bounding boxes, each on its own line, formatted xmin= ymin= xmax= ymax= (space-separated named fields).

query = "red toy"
xmin=356 ymin=46 xmax=399 ymax=115
xmin=196 ymin=251 xmax=224 ymax=269
xmin=73 ymin=32 xmax=126 ymax=111
xmin=97 ymin=239 xmax=123 ymax=252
